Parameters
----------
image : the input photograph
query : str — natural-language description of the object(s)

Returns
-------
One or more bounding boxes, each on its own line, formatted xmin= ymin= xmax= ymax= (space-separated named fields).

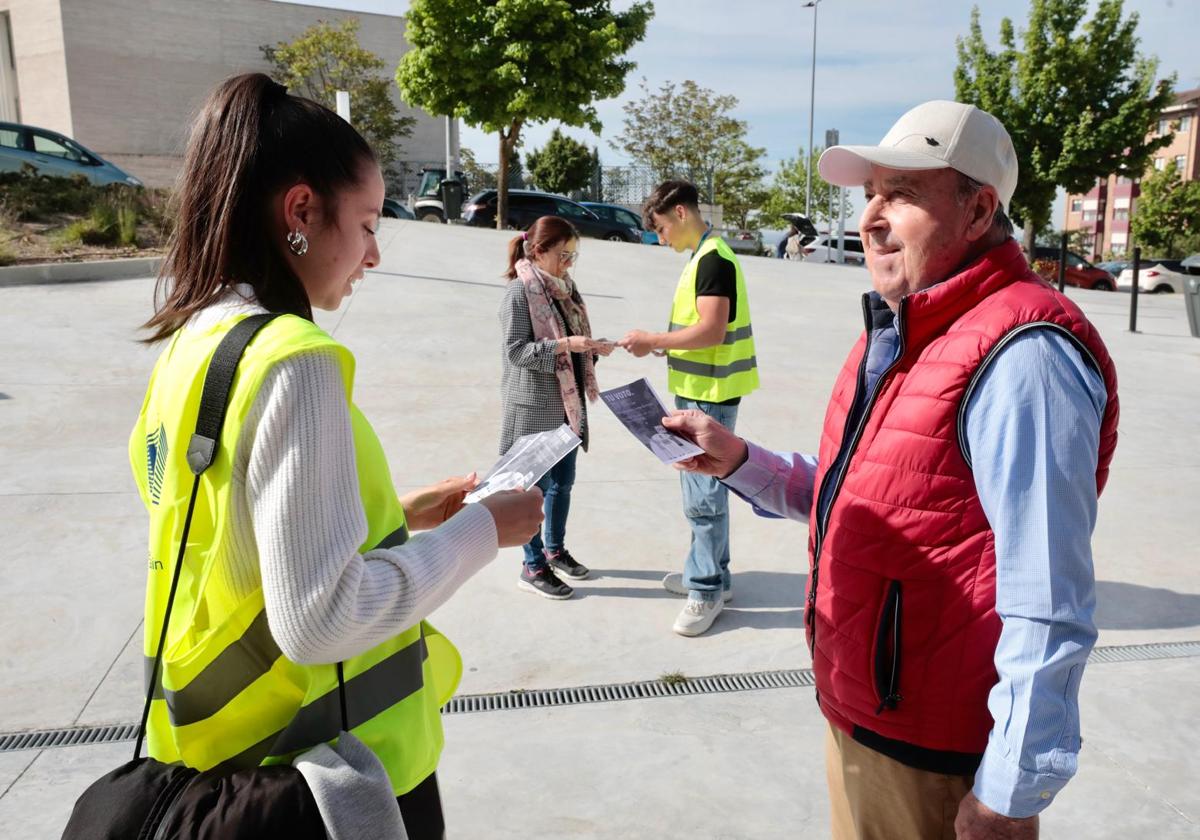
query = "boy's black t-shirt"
xmin=693 ymin=250 xmax=737 ymax=323
xmin=686 ymin=248 xmax=742 ymax=406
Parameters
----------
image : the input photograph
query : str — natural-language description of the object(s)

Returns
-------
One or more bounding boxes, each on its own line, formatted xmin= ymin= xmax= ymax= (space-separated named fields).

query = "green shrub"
xmin=0 ymin=166 xmax=100 ymax=220
xmin=116 ymin=201 xmax=139 ymax=247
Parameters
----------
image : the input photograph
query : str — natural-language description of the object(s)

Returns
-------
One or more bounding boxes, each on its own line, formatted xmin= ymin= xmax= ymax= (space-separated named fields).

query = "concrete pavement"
xmin=1 ymin=219 xmax=1197 ymax=837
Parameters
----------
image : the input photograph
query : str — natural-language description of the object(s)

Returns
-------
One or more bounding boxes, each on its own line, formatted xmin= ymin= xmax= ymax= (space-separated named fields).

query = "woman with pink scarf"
xmin=499 ymin=215 xmax=614 ymax=600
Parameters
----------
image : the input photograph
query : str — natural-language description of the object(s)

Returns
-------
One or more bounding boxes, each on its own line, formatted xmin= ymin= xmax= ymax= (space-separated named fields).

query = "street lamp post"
xmin=803 ymin=0 xmax=822 ymax=219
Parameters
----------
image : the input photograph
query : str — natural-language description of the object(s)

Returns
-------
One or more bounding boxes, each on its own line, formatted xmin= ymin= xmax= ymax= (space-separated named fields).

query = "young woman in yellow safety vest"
xmin=129 ymin=73 xmax=543 ymax=838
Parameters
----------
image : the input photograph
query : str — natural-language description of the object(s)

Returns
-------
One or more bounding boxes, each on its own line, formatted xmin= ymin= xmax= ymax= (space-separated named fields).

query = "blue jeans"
xmin=675 ymin=396 xmax=738 ymax=602
xmin=522 ymin=447 xmax=578 ymax=569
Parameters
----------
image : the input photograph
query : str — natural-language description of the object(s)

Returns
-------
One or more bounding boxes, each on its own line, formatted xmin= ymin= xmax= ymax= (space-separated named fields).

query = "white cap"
xmin=818 ymin=100 xmax=1018 ymax=210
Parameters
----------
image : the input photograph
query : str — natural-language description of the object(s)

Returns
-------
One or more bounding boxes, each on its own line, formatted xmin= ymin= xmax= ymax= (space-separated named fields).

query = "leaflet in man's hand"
xmin=464 ymin=424 xmax=582 ymax=503
xmin=600 ymin=377 xmax=705 ymax=464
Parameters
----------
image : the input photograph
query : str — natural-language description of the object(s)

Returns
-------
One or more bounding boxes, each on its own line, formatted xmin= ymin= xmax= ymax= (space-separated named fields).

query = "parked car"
xmin=1097 ymin=260 xmax=1130 ymax=277
xmin=714 ymin=227 xmax=763 ymax=257
xmin=580 ymin=201 xmax=657 ymax=244
xmin=1115 ymin=260 xmax=1197 ymax=294
xmin=801 ymin=233 xmax=866 ymax=265
xmin=0 ymin=121 xmax=142 ymax=186
xmin=1031 ymin=247 xmax=1114 ymax=291
xmin=462 ymin=190 xmax=641 ymax=242
xmin=381 ymin=198 xmax=414 ymax=220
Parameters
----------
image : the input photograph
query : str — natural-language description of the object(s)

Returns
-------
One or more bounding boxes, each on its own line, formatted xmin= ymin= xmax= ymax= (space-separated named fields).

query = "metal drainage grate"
xmin=1086 ymin=639 xmax=1200 ymax=664
xmin=2 ymin=639 xmax=1196 ymax=754
xmin=0 ymin=723 xmax=140 ymax=754
xmin=441 ymin=667 xmax=816 ymax=715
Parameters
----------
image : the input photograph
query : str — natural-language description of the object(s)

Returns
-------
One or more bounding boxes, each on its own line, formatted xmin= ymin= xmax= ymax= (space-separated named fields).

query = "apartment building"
xmin=0 ymin=0 xmax=445 ymax=187
xmin=1063 ymin=87 xmax=1200 ymax=259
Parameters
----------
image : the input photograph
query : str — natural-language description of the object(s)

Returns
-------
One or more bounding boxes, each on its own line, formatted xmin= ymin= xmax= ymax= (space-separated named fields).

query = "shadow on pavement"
xmin=582 ymin=569 xmax=807 ymax=611
xmin=1095 ymin=581 xmax=1200 ymax=630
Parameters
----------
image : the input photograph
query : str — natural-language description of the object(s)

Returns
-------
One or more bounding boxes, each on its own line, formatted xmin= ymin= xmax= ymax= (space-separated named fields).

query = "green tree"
xmin=759 ymin=147 xmax=852 ymax=233
xmin=459 ymin=147 xmax=525 ymax=191
xmin=1131 ymin=161 xmax=1200 ymax=256
xmin=460 ymin=147 xmax=497 ymax=191
xmin=397 ymin=0 xmax=652 ymax=229
xmin=526 ymin=128 xmax=595 ymax=195
xmin=615 ymin=79 xmax=767 ymax=227
xmin=262 ymin=19 xmax=415 ymax=170
xmin=954 ymin=0 xmax=1175 ymax=254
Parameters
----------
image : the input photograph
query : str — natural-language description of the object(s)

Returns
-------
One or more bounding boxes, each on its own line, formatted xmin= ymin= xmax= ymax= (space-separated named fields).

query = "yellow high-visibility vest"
xmin=129 ymin=312 xmax=461 ymax=794
xmin=667 ymin=235 xmax=759 ymax=402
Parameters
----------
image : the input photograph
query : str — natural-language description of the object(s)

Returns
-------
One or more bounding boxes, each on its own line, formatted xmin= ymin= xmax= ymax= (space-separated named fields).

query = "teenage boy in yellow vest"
xmin=618 ymin=180 xmax=759 ymax=636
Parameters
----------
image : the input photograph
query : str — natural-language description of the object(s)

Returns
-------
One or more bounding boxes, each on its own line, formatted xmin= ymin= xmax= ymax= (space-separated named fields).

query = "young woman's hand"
xmin=399 ymin=472 xmax=478 ymax=531
xmin=560 ymin=336 xmax=592 ymax=354
xmin=479 ymin=489 xmax=545 ymax=547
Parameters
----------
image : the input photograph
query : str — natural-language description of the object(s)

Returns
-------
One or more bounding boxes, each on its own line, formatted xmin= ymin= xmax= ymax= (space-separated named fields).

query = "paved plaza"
xmin=1 ymin=220 xmax=1198 ymax=837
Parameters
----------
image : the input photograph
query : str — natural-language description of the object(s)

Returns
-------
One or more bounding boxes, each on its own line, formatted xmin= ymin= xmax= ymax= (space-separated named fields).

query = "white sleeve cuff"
xmin=973 ymin=740 xmax=1074 ymax=818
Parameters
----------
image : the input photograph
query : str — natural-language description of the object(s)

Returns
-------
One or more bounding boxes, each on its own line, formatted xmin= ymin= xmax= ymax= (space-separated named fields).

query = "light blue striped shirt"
xmin=724 ymin=324 xmax=1107 ymax=819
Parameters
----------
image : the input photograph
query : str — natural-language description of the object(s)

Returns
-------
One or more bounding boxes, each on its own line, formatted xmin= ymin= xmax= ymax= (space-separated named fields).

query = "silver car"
xmin=0 ymin=121 xmax=142 ymax=186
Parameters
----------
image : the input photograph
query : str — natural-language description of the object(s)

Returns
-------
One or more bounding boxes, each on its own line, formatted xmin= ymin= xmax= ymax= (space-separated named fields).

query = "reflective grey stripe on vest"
xmin=268 ymin=631 xmax=429 ymax=758
xmin=144 ymin=608 xmax=283 ymax=727
xmin=211 ymin=630 xmax=430 ymax=774
xmin=143 ymin=524 xmax=411 ymax=727
xmin=668 ymin=322 xmax=754 ymax=345
xmin=667 ymin=355 xmax=758 ymax=379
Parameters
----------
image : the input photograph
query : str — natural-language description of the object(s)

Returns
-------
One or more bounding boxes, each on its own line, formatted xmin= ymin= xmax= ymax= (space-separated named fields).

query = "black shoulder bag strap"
xmin=134 ymin=313 xmax=285 ymax=759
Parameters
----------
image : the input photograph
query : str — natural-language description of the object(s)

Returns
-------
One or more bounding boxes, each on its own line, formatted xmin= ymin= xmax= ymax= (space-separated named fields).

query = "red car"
xmin=1032 ymin=247 xmax=1115 ymax=291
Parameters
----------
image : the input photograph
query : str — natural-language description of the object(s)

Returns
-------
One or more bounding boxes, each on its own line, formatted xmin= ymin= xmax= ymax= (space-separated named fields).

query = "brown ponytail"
xmin=142 ymin=73 xmax=376 ymax=343
xmin=504 ymin=215 xmax=579 ymax=279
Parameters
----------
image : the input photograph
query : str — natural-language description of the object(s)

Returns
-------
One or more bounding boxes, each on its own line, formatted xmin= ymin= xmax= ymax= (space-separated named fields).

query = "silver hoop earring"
xmin=286 ymin=228 xmax=309 ymax=256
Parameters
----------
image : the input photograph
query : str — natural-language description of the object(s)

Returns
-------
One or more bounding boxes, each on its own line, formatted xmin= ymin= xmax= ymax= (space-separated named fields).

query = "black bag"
xmin=62 ymin=314 xmax=333 ymax=840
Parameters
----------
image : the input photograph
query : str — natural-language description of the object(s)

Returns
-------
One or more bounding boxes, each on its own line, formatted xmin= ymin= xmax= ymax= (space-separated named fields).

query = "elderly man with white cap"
xmin=663 ymin=100 xmax=1120 ymax=839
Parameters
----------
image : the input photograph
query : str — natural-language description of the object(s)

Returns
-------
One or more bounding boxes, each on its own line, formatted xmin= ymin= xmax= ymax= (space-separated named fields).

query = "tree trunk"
xmin=495 ymin=120 xmax=523 ymax=231
xmin=1023 ymin=218 xmax=1036 ymax=261
xmin=496 ymin=132 xmax=510 ymax=231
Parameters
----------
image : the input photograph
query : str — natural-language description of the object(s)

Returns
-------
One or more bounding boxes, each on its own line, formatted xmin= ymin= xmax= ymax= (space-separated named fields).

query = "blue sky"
xmin=285 ymin=0 xmax=1196 ymax=219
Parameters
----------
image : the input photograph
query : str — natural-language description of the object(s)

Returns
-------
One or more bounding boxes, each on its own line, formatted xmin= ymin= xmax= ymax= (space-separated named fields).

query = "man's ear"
xmin=966 ymin=186 xmax=1000 ymax=242
xmin=675 ymin=204 xmax=688 ymax=223
xmin=282 ymin=183 xmax=317 ymax=232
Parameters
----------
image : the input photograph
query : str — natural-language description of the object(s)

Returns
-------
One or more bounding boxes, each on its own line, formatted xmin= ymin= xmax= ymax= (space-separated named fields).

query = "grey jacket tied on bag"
xmin=293 ymin=730 xmax=408 ymax=840
xmin=499 ymin=279 xmax=589 ymax=454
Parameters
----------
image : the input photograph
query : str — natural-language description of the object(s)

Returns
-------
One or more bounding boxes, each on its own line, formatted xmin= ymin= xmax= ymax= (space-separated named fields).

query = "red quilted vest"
xmin=807 ymin=239 xmax=1119 ymax=757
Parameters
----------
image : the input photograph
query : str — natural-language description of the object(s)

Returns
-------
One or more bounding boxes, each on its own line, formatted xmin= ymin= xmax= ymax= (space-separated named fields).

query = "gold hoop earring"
xmin=286 ymin=228 xmax=309 ymax=257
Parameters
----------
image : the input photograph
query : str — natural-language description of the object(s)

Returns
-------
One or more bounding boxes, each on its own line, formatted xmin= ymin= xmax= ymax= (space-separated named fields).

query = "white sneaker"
xmin=662 ymin=572 xmax=732 ymax=603
xmin=672 ymin=597 xmax=723 ymax=637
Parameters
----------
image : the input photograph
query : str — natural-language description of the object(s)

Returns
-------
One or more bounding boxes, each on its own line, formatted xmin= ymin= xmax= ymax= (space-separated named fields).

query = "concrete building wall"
xmin=0 ymin=0 xmax=72 ymax=135
xmin=2 ymin=0 xmax=444 ymax=187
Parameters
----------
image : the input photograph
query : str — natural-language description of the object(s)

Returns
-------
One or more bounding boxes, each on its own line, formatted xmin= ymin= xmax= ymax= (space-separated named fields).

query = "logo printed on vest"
xmin=146 ymin=424 xmax=168 ymax=505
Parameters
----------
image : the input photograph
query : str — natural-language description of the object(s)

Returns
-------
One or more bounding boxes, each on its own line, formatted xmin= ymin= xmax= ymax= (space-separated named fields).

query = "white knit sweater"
xmin=187 ymin=288 xmax=498 ymax=665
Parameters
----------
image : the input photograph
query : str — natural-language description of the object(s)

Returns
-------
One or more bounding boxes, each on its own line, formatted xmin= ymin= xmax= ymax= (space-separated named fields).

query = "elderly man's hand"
xmin=617 ymin=329 xmax=656 ymax=357
xmin=955 ymin=793 xmax=1038 ymax=840
xmin=661 ymin=410 xmax=748 ymax=478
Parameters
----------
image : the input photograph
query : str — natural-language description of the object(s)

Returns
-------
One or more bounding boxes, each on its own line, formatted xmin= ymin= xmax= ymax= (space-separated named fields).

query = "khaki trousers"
xmin=825 ymin=724 xmax=973 ymax=840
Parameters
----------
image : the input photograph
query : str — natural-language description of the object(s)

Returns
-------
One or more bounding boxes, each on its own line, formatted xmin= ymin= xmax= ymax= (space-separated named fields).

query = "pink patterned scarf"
xmin=514 ymin=258 xmax=599 ymax=436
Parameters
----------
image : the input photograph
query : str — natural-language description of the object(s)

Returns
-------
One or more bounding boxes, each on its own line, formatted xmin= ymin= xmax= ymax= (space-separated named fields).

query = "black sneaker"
xmin=546 ymin=549 xmax=590 ymax=580
xmin=517 ymin=566 xmax=574 ymax=600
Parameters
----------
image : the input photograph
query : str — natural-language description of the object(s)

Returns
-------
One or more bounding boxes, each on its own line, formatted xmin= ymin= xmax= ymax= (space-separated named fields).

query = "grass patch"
xmin=659 ymin=670 xmax=688 ymax=687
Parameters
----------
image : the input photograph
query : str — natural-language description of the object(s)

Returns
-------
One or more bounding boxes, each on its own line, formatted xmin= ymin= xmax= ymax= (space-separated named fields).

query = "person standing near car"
xmin=500 ymin=215 xmax=615 ymax=600
xmin=618 ymin=180 xmax=759 ymax=636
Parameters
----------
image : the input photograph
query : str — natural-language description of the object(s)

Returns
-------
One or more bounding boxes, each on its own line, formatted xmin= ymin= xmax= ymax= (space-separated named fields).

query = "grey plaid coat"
xmin=498 ymin=279 xmax=590 ymax=454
